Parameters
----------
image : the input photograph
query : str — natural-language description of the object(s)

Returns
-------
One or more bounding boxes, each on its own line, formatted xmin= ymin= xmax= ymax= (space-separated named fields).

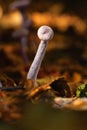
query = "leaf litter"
xmin=1 ymin=39 xmax=87 ymax=122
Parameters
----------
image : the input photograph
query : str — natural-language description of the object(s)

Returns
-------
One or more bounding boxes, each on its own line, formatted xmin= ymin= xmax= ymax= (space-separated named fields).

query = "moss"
xmin=76 ymin=83 xmax=87 ymax=97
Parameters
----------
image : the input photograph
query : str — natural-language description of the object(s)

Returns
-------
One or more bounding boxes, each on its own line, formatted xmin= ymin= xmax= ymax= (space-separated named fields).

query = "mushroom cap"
xmin=10 ymin=0 xmax=30 ymax=11
xmin=37 ymin=25 xmax=54 ymax=41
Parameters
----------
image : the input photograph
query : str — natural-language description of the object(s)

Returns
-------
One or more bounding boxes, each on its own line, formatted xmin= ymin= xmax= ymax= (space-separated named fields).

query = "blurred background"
xmin=0 ymin=0 xmax=87 ymax=130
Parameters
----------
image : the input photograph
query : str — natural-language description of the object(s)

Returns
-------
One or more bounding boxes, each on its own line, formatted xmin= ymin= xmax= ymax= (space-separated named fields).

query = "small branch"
xmin=0 ymin=86 xmax=25 ymax=91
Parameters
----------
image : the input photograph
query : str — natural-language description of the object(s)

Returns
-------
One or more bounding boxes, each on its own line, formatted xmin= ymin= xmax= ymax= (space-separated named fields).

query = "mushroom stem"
xmin=20 ymin=36 xmax=29 ymax=64
xmin=27 ymin=25 xmax=54 ymax=86
xmin=27 ymin=40 xmax=47 ymax=81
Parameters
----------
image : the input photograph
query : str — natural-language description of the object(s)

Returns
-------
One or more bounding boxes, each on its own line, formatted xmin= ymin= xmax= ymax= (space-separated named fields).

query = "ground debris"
xmin=25 ymin=77 xmax=87 ymax=110
xmin=53 ymin=97 xmax=87 ymax=110
xmin=50 ymin=77 xmax=71 ymax=97
xmin=0 ymin=91 xmax=22 ymax=122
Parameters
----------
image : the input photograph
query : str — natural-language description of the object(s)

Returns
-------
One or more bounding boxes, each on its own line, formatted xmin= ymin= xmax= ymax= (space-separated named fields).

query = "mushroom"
xmin=10 ymin=0 xmax=31 ymax=24
xmin=27 ymin=25 xmax=54 ymax=86
xmin=10 ymin=0 xmax=32 ymax=64
xmin=10 ymin=0 xmax=30 ymax=13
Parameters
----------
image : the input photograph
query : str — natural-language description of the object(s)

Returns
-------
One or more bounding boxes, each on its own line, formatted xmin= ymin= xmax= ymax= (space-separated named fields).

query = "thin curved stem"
xmin=27 ymin=40 xmax=47 ymax=85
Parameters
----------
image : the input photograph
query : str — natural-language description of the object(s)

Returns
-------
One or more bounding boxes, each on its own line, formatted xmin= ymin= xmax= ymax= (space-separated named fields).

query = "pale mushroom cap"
xmin=37 ymin=25 xmax=54 ymax=41
xmin=10 ymin=0 xmax=30 ymax=10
